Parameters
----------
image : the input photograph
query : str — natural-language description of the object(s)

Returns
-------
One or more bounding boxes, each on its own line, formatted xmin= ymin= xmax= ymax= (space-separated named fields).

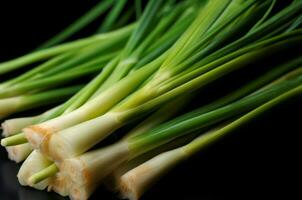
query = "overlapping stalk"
xmin=0 ymin=1 xmax=301 ymax=200
xmin=55 ymin=72 xmax=302 ymax=199
xmin=119 ymin=84 xmax=302 ymax=200
xmin=1 ymin=0 xmax=197 ymax=192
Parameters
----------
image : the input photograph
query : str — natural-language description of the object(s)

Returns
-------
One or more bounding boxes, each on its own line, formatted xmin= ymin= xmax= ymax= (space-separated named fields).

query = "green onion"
xmin=60 ymin=75 xmax=302 ymax=200
xmin=2 ymin=115 xmax=42 ymax=137
xmin=1 ymin=1 xmax=301 ymax=199
xmin=119 ymin=83 xmax=302 ymax=200
xmin=5 ymin=144 xmax=32 ymax=163
xmin=0 ymin=24 xmax=134 ymax=75
xmin=0 ymin=85 xmax=82 ymax=120
xmin=17 ymin=150 xmax=53 ymax=190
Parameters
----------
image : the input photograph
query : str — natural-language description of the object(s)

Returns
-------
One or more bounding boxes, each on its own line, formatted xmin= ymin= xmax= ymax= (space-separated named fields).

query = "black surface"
xmin=1 ymin=1 xmax=302 ymax=200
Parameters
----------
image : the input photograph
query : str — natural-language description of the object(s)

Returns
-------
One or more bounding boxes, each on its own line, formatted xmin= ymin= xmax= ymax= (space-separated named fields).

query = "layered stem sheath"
xmin=2 ymin=116 xmax=41 ymax=162
xmin=31 ymin=46 xmax=302 ymax=163
xmin=119 ymin=83 xmax=302 ymax=200
xmin=119 ymin=148 xmax=185 ymax=200
xmin=1 ymin=116 xmax=41 ymax=137
xmin=47 ymin=172 xmax=71 ymax=197
xmin=17 ymin=151 xmax=53 ymax=190
xmin=6 ymin=144 xmax=32 ymax=163
xmin=45 ymin=112 xmax=123 ymax=161
xmin=54 ymin=74 xmax=302 ymax=200
xmin=24 ymin=54 xmax=163 ymax=150
xmin=46 ymin=96 xmax=191 ymax=161
xmin=61 ymin=142 xmax=130 ymax=200
xmin=1 ymin=1 xmax=301 ymax=200
xmin=105 ymin=133 xmax=197 ymax=192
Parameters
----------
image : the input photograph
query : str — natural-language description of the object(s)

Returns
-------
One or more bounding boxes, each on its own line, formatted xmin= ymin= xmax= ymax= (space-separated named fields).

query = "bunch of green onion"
xmin=1 ymin=0 xmax=301 ymax=200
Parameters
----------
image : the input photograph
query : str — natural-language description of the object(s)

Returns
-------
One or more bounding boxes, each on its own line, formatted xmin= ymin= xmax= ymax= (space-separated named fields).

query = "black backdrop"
xmin=0 ymin=1 xmax=302 ymax=200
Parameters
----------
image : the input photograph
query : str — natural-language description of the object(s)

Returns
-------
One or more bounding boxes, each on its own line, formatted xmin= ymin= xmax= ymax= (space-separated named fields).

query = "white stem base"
xmin=17 ymin=150 xmax=53 ymax=190
xmin=119 ymin=148 xmax=186 ymax=200
xmin=61 ymin=142 xmax=129 ymax=200
xmin=6 ymin=143 xmax=32 ymax=163
xmin=2 ymin=116 xmax=40 ymax=137
xmin=23 ymin=109 xmax=87 ymax=149
xmin=46 ymin=113 xmax=122 ymax=162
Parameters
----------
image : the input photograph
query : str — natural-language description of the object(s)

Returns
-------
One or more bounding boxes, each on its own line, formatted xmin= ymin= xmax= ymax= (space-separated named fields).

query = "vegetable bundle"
xmin=1 ymin=0 xmax=301 ymax=200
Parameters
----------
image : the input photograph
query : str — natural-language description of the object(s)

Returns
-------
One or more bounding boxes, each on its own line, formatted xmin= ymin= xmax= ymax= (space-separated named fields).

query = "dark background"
xmin=0 ymin=0 xmax=302 ymax=200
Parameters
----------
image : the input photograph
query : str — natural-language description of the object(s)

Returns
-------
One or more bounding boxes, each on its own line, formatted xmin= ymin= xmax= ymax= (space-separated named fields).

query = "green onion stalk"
xmin=14 ymin=0 xmax=195 ymax=148
xmin=0 ymin=0 xmax=195 ymax=147
xmin=0 ymin=63 xmax=104 ymax=99
xmin=30 ymin=64 xmax=302 ymax=186
xmin=0 ymin=0 xmax=196 ymax=192
xmin=48 ymin=95 xmax=191 ymax=196
xmin=105 ymin=56 xmax=302 ymax=190
xmin=3 ymin=0 xmax=293 ymax=149
xmin=0 ymin=28 xmax=131 ymax=92
xmin=3 ymin=22 xmax=300 ymax=193
xmin=15 ymin=2 xmax=266 ymax=150
xmin=0 ymin=86 xmax=81 ymax=163
xmin=4 ymin=144 xmax=32 ymax=164
xmin=0 ymin=85 xmax=82 ymax=120
xmin=0 ymin=1 xmax=301 ymax=198
xmin=11 ymin=78 xmax=115 ymax=188
xmin=57 ymin=74 xmax=302 ymax=200
xmin=0 ymin=49 xmax=119 ymax=118
xmin=103 ymin=97 xmax=198 ymax=191
xmin=0 ymin=24 xmax=135 ymax=75
xmin=3 ymin=62 xmax=134 ymax=186
xmin=104 ymin=133 xmax=198 ymax=193
xmin=119 ymin=84 xmax=302 ymax=200
xmin=2 ymin=115 xmax=43 ymax=137
xmin=0 ymin=0 xmax=170 ymax=158
xmin=0 ymin=9 xmax=137 ymax=148
xmin=1 ymin=0 xmax=196 ymax=191
xmin=1 ymin=107 xmax=63 ymax=163
xmin=181 ymin=0 xmax=302 ymax=73
xmin=87 ymin=0 xmax=196 ymax=98
xmin=1 ymin=53 xmax=125 ymax=185
xmin=17 ymin=151 xmax=53 ymax=190
xmin=16 ymin=45 xmax=302 ymax=195
xmin=29 ymin=34 xmax=301 ymax=164
xmin=46 ymin=95 xmax=192 ymax=196
xmin=13 ymin=5 xmax=300 ymax=191
xmin=10 ymin=1 xmax=155 ymax=188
